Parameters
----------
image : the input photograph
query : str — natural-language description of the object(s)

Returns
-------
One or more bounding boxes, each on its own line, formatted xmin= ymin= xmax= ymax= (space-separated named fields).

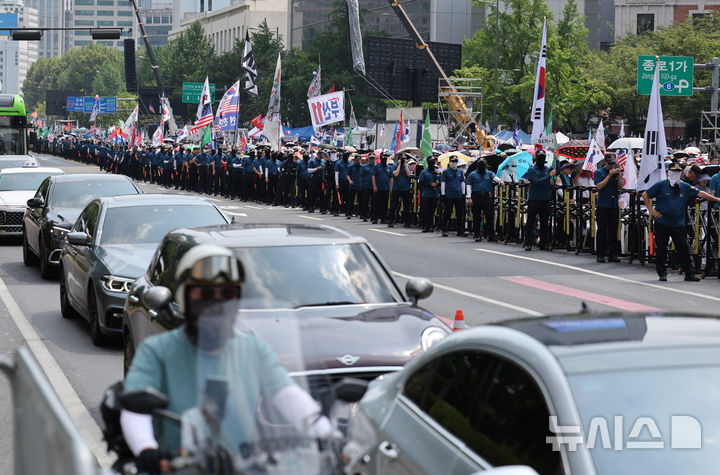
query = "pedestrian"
xmin=358 ymin=155 xmax=373 ymax=221
xmin=593 ymin=153 xmax=623 ymax=263
xmin=642 ymin=162 xmax=720 ymax=281
xmin=418 ymin=157 xmax=439 ymax=232
xmin=440 ymin=156 xmax=466 ymax=237
xmin=345 ymin=154 xmax=361 ymax=219
xmin=371 ymin=152 xmax=391 ymax=224
xmin=335 ymin=152 xmax=350 ymax=217
xmin=230 ymin=149 xmax=243 ymax=199
xmin=389 ymin=153 xmax=413 ymax=228
xmin=307 ymin=151 xmax=323 ymax=212
xmin=466 ymin=158 xmax=504 ymax=242
xmin=523 ymin=150 xmax=556 ymax=250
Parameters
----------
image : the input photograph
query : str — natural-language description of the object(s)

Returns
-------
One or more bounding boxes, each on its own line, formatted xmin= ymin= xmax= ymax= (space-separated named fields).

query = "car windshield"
xmin=231 ymin=244 xmax=402 ymax=308
xmin=0 ymin=172 xmax=61 ymax=191
xmin=568 ymin=366 xmax=720 ymax=473
xmin=50 ymin=180 xmax=138 ymax=209
xmin=100 ymin=205 xmax=226 ymax=245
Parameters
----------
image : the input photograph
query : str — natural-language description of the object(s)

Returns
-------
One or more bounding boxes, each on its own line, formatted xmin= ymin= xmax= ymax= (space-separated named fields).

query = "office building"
xmin=0 ymin=0 xmax=39 ymax=94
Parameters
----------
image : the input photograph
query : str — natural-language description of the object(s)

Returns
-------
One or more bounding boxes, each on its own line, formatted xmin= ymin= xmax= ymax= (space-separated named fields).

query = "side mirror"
xmin=27 ymin=197 xmax=43 ymax=208
xmin=119 ymin=388 xmax=168 ymax=415
xmin=66 ymin=231 xmax=90 ymax=246
xmin=406 ymin=277 xmax=433 ymax=307
xmin=334 ymin=377 xmax=369 ymax=403
xmin=142 ymin=286 xmax=172 ymax=311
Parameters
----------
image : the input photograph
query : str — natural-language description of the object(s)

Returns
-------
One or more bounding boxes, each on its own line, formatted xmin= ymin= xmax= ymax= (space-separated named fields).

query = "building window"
xmin=118 ymin=10 xmax=132 ymax=16
xmin=117 ymin=21 xmax=131 ymax=26
xmin=75 ymin=0 xmax=93 ymax=4
xmin=637 ymin=13 xmax=654 ymax=34
xmin=97 ymin=10 xmax=114 ymax=16
xmin=74 ymin=40 xmax=90 ymax=46
xmin=97 ymin=0 xmax=114 ymax=5
xmin=97 ymin=20 xmax=113 ymax=26
xmin=75 ymin=19 xmax=94 ymax=26
xmin=74 ymin=9 xmax=94 ymax=16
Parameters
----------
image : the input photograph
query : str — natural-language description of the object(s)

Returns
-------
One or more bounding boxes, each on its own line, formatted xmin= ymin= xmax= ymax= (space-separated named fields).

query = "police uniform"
xmin=389 ymin=157 xmax=412 ymax=227
xmin=523 ymin=160 xmax=554 ymax=250
xmin=418 ymin=163 xmax=439 ymax=232
xmin=371 ymin=158 xmax=391 ymax=224
xmin=466 ymin=164 xmax=501 ymax=241
xmin=593 ymin=158 xmax=622 ymax=262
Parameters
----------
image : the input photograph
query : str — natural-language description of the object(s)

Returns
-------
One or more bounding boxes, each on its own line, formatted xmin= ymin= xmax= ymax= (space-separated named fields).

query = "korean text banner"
xmin=308 ymin=91 xmax=345 ymax=129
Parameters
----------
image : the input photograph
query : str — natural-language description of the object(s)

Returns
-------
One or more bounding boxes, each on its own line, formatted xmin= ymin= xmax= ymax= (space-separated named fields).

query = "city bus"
xmin=0 ymin=94 xmax=27 ymax=155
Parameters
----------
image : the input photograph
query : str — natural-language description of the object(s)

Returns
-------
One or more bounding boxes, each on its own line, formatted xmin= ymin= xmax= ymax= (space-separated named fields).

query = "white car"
xmin=0 ymin=166 xmax=63 ymax=234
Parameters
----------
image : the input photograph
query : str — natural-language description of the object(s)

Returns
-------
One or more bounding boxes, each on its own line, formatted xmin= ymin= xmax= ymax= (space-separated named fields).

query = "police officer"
xmin=307 ymin=152 xmax=324 ymax=212
xmin=296 ymin=153 xmax=309 ymax=209
xmin=265 ymin=150 xmax=281 ymax=205
xmin=346 ymin=154 xmax=362 ymax=219
xmin=359 ymin=155 xmax=373 ymax=221
xmin=230 ymin=149 xmax=243 ymax=199
xmin=321 ymin=152 xmax=335 ymax=214
xmin=279 ymin=152 xmax=296 ymax=207
xmin=643 ymin=162 xmax=720 ymax=281
xmin=251 ymin=151 xmax=264 ymax=201
xmin=335 ymin=152 xmax=350 ymax=217
xmin=466 ymin=158 xmax=504 ymax=242
xmin=371 ymin=152 xmax=391 ymax=224
xmin=389 ymin=153 xmax=413 ymax=228
xmin=241 ymin=151 xmax=254 ymax=201
xmin=593 ymin=154 xmax=623 ymax=263
xmin=523 ymin=150 xmax=556 ymax=250
xmin=440 ymin=156 xmax=466 ymax=237
xmin=419 ymin=157 xmax=440 ymax=232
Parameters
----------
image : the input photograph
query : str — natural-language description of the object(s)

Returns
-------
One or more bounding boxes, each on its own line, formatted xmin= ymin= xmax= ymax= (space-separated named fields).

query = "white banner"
xmin=308 ymin=91 xmax=345 ymax=129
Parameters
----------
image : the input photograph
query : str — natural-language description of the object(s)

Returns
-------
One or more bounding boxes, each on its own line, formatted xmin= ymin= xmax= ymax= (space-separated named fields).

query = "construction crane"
xmin=386 ymin=0 xmax=486 ymax=146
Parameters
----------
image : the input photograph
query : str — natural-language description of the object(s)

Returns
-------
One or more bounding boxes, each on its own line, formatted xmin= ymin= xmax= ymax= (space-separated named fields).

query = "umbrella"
xmin=607 ymin=137 xmax=644 ymax=151
xmin=437 ymin=151 xmax=471 ymax=169
xmin=496 ymin=143 xmax=516 ymax=152
xmin=341 ymin=145 xmax=357 ymax=152
xmin=395 ymin=146 xmax=423 ymax=160
xmin=434 ymin=143 xmax=453 ymax=152
xmin=685 ymin=146 xmax=701 ymax=155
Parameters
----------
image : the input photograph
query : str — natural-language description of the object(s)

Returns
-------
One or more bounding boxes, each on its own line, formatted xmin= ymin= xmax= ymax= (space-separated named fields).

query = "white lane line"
xmin=369 ymin=228 xmax=407 ymax=237
xmin=245 ymin=205 xmax=263 ymax=209
xmin=225 ymin=212 xmax=247 ymax=217
xmin=297 ymin=214 xmax=323 ymax=221
xmin=0 ymin=277 xmax=112 ymax=467
xmin=221 ymin=205 xmax=242 ymax=210
xmin=475 ymin=248 xmax=720 ymax=303
xmin=392 ymin=271 xmax=542 ymax=316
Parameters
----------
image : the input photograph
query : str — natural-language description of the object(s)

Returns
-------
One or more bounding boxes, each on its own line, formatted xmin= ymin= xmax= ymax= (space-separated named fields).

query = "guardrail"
xmin=0 ymin=346 xmax=102 ymax=475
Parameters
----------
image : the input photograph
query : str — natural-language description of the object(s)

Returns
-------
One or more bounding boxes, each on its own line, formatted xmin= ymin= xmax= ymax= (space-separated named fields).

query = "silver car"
xmin=344 ymin=314 xmax=720 ymax=474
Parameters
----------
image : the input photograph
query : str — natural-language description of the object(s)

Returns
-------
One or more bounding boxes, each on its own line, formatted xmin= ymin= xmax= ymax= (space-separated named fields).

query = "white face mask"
xmin=668 ymin=171 xmax=682 ymax=186
xmin=449 ymin=162 xmax=458 ymax=170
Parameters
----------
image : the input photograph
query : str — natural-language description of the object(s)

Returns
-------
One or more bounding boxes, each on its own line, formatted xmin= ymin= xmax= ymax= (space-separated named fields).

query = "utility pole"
xmin=493 ymin=0 xmax=499 ymax=130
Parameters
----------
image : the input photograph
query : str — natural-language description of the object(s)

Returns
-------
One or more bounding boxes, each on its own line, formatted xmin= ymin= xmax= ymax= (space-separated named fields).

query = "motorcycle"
xmin=100 ymin=296 xmax=368 ymax=474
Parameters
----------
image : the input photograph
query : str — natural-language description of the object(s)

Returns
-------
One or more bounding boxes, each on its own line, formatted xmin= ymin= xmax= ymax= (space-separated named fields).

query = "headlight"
xmin=421 ymin=326 xmax=447 ymax=351
xmin=51 ymin=226 xmax=69 ymax=239
xmin=101 ymin=275 xmax=135 ymax=294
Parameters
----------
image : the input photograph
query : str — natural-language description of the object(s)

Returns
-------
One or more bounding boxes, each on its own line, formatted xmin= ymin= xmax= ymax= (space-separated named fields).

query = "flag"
xmin=266 ymin=53 xmax=281 ymax=118
xmin=617 ymin=148 xmax=638 ymax=190
xmin=176 ymin=126 xmax=187 ymax=143
xmin=242 ymin=31 xmax=258 ymax=96
xmin=619 ymin=120 xmax=625 ymax=139
xmin=403 ymin=118 xmax=410 ymax=143
xmin=29 ymin=109 xmax=38 ymax=119
xmin=346 ymin=104 xmax=357 ymax=147
xmin=588 ymin=129 xmax=592 ymax=141
xmin=200 ymin=126 xmax=211 ymax=148
xmin=327 ymin=85 xmax=335 ymax=93
xmin=307 ymin=64 xmax=321 ymax=98
xmin=196 ymin=77 xmax=212 ymax=120
xmin=89 ymin=95 xmax=100 ymax=123
xmin=236 ymin=132 xmax=247 ymax=153
xmin=152 ymin=123 xmax=163 ymax=146
xmin=420 ymin=110 xmax=432 ymax=166
xmin=485 ymin=120 xmax=491 ymax=132
xmin=250 ymin=114 xmax=264 ymax=130
xmin=545 ymin=108 xmax=553 ymax=136
xmin=582 ymin=137 xmax=604 ymax=173
xmin=530 ymin=18 xmax=547 ymax=143
xmin=595 ymin=119 xmax=606 ymax=150
xmin=148 ymin=104 xmax=156 ymax=114
xmin=310 ymin=135 xmax=320 ymax=145
xmin=512 ymin=120 xmax=521 ymax=147
xmin=380 ymin=125 xmax=385 ymax=137
xmin=161 ymin=97 xmax=172 ymax=123
xmin=123 ymin=105 xmax=139 ymax=137
xmin=216 ymin=80 xmax=240 ymax=131
xmin=638 ymin=60 xmax=667 ymax=190
xmin=63 ymin=122 xmax=72 ymax=132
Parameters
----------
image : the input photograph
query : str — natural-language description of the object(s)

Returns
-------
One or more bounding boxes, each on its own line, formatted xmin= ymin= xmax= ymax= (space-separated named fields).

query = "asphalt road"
xmin=2 ymin=152 xmax=720 ymax=470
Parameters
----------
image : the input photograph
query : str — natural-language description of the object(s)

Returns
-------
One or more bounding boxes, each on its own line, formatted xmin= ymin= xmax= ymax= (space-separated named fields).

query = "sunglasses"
xmin=188 ymin=284 xmax=241 ymax=301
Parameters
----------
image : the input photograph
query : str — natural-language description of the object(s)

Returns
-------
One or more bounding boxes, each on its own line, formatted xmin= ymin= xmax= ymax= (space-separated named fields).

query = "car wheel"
xmin=123 ymin=335 xmax=135 ymax=376
xmin=22 ymin=229 xmax=36 ymax=266
xmin=88 ymin=285 xmax=108 ymax=346
xmin=39 ymin=237 xmax=53 ymax=279
xmin=59 ymin=269 xmax=79 ymax=319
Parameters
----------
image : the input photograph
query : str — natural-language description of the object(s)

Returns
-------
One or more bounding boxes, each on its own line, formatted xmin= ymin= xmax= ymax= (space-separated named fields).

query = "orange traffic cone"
xmin=453 ymin=309 xmax=467 ymax=331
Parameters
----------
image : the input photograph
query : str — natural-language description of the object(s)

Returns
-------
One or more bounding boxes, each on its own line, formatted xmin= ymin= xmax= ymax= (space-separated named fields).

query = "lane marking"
xmin=369 ymin=228 xmax=407 ymax=237
xmin=297 ymin=215 xmax=323 ymax=221
xmin=245 ymin=205 xmax=263 ymax=209
xmin=221 ymin=205 xmax=242 ymax=210
xmin=502 ymin=276 xmax=664 ymax=313
xmin=476 ymin=248 xmax=720 ymax=303
xmin=225 ymin=212 xmax=247 ymax=217
xmin=392 ymin=271 xmax=542 ymax=316
xmin=0 ymin=277 xmax=112 ymax=467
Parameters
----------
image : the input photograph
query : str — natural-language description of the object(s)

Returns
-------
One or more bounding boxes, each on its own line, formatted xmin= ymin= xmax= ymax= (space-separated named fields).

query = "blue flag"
xmin=512 ymin=120 xmax=521 ymax=147
xmin=389 ymin=121 xmax=399 ymax=151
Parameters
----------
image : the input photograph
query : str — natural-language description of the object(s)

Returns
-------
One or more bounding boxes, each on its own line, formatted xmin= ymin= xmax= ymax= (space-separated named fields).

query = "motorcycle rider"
xmin=121 ymin=244 xmax=332 ymax=474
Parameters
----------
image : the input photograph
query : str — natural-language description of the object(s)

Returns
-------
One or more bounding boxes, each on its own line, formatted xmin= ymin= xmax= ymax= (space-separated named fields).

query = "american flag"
xmin=216 ymin=80 xmax=240 ymax=132
xmin=617 ymin=149 xmax=627 ymax=169
xmin=190 ymin=101 xmax=214 ymax=134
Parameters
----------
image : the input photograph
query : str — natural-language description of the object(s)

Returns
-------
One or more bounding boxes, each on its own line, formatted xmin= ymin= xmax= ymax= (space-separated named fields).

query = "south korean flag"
xmin=638 ymin=59 xmax=667 ymax=190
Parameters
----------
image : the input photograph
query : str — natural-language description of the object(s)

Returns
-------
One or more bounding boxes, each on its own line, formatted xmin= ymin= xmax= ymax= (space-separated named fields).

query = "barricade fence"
xmin=0 ymin=347 xmax=101 ymax=475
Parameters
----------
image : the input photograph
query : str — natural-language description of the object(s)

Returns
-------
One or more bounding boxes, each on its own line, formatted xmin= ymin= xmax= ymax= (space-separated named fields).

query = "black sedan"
xmin=122 ymin=224 xmax=449 ymax=376
xmin=23 ymin=174 xmax=142 ymax=278
xmin=59 ymin=194 xmax=230 ymax=345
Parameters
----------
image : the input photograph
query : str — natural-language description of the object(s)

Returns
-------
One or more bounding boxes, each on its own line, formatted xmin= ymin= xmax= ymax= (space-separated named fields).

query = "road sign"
xmin=0 ymin=13 xmax=18 ymax=36
xmin=533 ymin=135 xmax=557 ymax=149
xmin=637 ymin=55 xmax=694 ymax=96
xmin=66 ymin=97 xmax=117 ymax=114
xmin=182 ymin=82 xmax=216 ymax=103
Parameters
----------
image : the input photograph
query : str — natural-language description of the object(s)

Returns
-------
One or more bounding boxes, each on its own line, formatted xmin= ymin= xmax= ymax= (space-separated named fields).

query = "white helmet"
xmin=174 ymin=243 xmax=244 ymax=318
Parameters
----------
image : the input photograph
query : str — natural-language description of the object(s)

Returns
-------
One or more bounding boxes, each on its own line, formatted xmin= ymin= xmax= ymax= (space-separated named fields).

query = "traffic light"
xmin=11 ymin=30 xmax=42 ymax=41
xmin=91 ymin=29 xmax=121 ymax=40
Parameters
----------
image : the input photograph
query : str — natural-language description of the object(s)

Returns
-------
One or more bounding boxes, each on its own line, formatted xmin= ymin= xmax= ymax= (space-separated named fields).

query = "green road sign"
xmin=182 ymin=82 xmax=216 ymax=103
xmin=637 ymin=55 xmax=693 ymax=96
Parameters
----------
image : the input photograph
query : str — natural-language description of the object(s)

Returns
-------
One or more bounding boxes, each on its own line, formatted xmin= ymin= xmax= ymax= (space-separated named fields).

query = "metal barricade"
xmin=0 ymin=347 xmax=101 ymax=475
